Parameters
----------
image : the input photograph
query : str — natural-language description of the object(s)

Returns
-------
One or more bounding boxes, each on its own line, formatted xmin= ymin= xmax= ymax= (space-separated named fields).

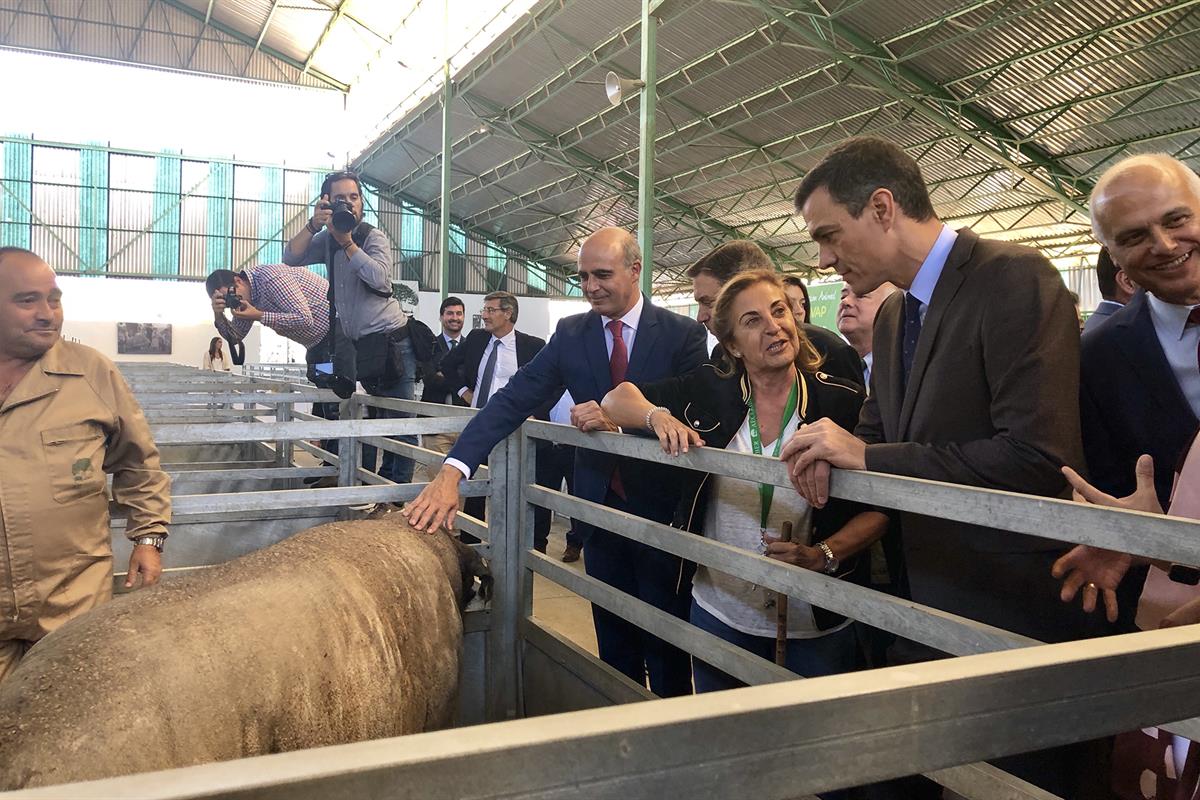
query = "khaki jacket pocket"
xmin=42 ymin=423 xmax=107 ymax=503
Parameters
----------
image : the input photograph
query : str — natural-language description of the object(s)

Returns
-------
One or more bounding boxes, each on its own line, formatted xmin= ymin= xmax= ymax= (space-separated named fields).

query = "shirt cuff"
xmin=444 ymin=458 xmax=472 ymax=480
xmin=260 ymin=311 xmax=277 ymax=328
xmin=457 ymin=387 xmax=469 ymax=399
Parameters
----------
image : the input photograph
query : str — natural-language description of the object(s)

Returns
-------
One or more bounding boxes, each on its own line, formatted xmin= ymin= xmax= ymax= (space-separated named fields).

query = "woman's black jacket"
xmin=639 ymin=360 xmax=871 ymax=631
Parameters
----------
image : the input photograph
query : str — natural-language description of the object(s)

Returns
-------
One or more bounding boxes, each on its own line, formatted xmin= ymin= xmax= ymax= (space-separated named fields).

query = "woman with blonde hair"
xmin=603 ymin=269 xmax=888 ymax=696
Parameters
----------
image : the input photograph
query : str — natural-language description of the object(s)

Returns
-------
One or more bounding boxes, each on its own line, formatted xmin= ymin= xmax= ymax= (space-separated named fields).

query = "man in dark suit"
xmin=406 ymin=227 xmax=708 ymax=697
xmin=435 ymin=291 xmax=549 ymax=548
xmin=780 ymin=137 xmax=1103 ymax=797
xmin=689 ymin=241 xmax=864 ymax=386
xmin=416 ymin=296 xmax=467 ymax=484
xmin=1051 ymin=154 xmax=1200 ymax=625
xmin=1082 ymin=247 xmax=1135 ymax=334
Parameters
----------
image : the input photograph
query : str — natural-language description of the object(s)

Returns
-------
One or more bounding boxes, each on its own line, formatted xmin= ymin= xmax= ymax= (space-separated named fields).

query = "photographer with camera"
xmin=283 ymin=170 xmax=429 ymax=487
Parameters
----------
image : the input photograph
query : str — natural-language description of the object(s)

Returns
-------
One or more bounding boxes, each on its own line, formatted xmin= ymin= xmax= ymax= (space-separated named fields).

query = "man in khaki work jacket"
xmin=0 ymin=246 xmax=170 ymax=682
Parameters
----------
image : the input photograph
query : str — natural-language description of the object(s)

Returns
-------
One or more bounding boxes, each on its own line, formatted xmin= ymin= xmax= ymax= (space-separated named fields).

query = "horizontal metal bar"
xmin=523 ymin=423 xmax=1200 ymax=565
xmin=159 ymin=481 xmax=492 ymax=516
xmin=528 ymin=550 xmax=796 ymax=686
xmin=527 ymin=485 xmax=1033 ymax=656
xmin=150 ymin=418 xmax=473 ymax=445
xmin=167 ymin=466 xmax=336 ymax=481
xmin=138 ymin=391 xmax=330 ymax=405
xmin=358 ymin=436 xmax=441 ymax=466
xmin=31 ymin=626 xmax=1200 ymax=799
xmin=353 ymin=396 xmax=479 ymax=417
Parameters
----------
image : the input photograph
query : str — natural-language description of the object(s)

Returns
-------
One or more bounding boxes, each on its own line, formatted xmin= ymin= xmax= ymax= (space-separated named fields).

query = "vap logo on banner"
xmin=807 ymin=281 xmax=844 ymax=332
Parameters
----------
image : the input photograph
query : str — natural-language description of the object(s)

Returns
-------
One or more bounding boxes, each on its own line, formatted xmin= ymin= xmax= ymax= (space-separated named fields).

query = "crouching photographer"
xmin=205 ymin=264 xmax=347 ymax=458
xmin=283 ymin=170 xmax=434 ymax=486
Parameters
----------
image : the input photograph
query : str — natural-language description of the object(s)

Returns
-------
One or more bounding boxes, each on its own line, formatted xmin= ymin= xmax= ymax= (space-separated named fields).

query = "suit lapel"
xmin=627 ymin=298 xmax=660 ymax=382
xmin=1117 ymin=293 xmax=1195 ymax=419
xmin=583 ymin=312 xmax=612 ymax=398
xmin=898 ymin=229 xmax=972 ymax=437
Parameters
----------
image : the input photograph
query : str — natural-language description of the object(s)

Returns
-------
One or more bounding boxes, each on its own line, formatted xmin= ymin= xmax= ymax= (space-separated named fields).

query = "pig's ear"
xmin=475 ymin=565 xmax=494 ymax=603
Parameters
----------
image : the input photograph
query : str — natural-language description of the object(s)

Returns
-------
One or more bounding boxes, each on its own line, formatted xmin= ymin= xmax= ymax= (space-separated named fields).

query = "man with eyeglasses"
xmin=283 ymin=170 xmax=420 ymax=485
xmin=438 ymin=291 xmax=552 ymax=546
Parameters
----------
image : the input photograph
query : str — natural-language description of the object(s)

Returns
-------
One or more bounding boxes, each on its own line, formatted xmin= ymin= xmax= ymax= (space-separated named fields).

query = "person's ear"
xmin=869 ymin=188 xmax=896 ymax=229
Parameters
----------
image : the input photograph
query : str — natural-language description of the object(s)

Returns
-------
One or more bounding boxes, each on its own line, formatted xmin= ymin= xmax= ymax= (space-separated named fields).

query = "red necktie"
xmin=607 ymin=319 xmax=628 ymax=500
xmin=1188 ymin=307 xmax=1200 ymax=372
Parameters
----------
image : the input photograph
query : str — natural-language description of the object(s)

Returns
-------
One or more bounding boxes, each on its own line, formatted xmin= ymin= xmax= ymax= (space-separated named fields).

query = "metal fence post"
xmin=274 ymin=400 xmax=294 ymax=467
xmin=336 ymin=396 xmax=361 ymax=520
xmin=485 ymin=431 xmax=521 ymax=722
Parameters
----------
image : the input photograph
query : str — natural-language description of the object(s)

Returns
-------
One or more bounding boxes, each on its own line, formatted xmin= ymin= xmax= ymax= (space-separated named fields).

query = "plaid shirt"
xmin=213 ymin=264 xmax=329 ymax=348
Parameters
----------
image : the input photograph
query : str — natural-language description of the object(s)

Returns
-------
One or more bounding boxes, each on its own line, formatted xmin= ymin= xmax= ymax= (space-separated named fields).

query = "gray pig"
xmin=0 ymin=518 xmax=490 ymax=790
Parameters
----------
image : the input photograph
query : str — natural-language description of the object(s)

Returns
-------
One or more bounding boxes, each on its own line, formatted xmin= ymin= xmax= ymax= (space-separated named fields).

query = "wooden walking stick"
xmin=774 ymin=520 xmax=793 ymax=667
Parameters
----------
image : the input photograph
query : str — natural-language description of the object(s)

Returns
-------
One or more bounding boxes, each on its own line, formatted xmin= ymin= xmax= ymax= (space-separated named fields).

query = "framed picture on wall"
xmin=117 ymin=322 xmax=172 ymax=355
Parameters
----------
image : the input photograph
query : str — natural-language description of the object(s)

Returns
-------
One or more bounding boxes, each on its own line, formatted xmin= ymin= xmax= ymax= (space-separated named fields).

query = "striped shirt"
xmin=213 ymin=263 xmax=330 ymax=348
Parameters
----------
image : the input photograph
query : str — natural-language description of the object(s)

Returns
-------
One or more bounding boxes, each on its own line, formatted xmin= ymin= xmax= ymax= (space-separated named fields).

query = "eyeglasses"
xmin=481 ymin=306 xmax=504 ymax=314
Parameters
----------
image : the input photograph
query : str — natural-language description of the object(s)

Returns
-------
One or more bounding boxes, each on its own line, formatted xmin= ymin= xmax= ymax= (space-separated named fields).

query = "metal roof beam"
xmin=302 ymin=0 xmax=348 ymax=77
xmin=354 ymin=0 xmax=575 ymax=169
xmin=457 ymin=89 xmax=806 ymax=272
xmin=156 ymin=0 xmax=348 ymax=90
xmin=748 ymin=0 xmax=1091 ymax=216
xmin=247 ymin=0 xmax=282 ymax=73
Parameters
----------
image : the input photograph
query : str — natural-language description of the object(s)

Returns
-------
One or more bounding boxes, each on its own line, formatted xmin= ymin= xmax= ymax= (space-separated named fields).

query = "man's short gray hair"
xmin=621 ymin=232 xmax=642 ymax=267
xmin=1090 ymin=153 xmax=1200 ymax=245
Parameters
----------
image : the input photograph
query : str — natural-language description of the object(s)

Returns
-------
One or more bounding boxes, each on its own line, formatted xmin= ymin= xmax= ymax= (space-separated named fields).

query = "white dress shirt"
xmin=601 ymin=293 xmax=644 ymax=362
xmin=1147 ymin=293 xmax=1200 ymax=418
xmin=446 ymin=327 xmax=521 ymax=480
xmin=905 ymin=224 xmax=959 ymax=324
xmin=460 ymin=328 xmax=519 ymax=409
xmin=862 ymin=351 xmax=874 ymax=389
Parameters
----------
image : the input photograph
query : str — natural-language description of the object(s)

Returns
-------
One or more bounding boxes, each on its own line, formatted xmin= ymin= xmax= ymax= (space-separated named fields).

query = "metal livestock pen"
xmin=6 ymin=363 xmax=1200 ymax=799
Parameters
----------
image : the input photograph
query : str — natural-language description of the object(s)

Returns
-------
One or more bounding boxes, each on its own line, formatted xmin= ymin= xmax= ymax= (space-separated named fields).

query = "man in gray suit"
xmin=1082 ymin=247 xmax=1136 ymax=334
xmin=781 ymin=136 xmax=1105 ymax=798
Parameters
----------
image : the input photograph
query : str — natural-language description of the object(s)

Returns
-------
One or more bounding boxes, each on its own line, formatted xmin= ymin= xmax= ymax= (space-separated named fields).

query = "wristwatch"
xmin=133 ymin=535 xmax=166 ymax=553
xmin=816 ymin=541 xmax=839 ymax=575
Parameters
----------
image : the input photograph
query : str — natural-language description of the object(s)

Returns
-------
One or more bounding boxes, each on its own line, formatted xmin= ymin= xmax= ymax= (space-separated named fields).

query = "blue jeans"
xmin=690 ymin=601 xmax=860 ymax=800
xmin=362 ymin=334 xmax=416 ymax=485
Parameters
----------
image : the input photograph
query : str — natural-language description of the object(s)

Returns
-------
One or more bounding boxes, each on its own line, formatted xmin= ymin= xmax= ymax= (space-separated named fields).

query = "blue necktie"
xmin=476 ymin=338 xmax=500 ymax=408
xmin=902 ymin=292 xmax=923 ymax=387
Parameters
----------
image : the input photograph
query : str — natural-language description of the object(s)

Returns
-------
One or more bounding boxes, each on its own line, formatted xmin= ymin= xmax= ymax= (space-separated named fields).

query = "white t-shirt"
xmin=692 ymin=410 xmax=850 ymax=639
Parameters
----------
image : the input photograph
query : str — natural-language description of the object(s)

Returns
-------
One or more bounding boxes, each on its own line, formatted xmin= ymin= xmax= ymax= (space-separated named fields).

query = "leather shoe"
xmin=561 ymin=544 xmax=582 ymax=563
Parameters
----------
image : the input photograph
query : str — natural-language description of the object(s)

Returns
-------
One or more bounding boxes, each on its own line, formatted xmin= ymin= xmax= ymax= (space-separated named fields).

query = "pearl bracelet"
xmin=645 ymin=405 xmax=670 ymax=433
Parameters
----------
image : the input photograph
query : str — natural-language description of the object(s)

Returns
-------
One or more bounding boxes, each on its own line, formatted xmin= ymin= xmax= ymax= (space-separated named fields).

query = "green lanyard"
xmin=747 ymin=377 xmax=800 ymax=532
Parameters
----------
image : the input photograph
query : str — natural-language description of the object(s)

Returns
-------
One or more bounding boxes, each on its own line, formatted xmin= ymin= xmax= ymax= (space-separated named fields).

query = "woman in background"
xmin=202 ymin=337 xmax=231 ymax=373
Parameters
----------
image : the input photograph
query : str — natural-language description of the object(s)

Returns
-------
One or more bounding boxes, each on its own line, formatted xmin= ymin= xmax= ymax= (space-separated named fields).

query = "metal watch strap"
xmin=817 ymin=541 xmax=838 ymax=574
xmin=133 ymin=535 xmax=166 ymax=552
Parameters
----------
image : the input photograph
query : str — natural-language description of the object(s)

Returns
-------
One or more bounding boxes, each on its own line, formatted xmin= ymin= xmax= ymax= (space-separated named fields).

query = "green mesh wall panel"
xmin=257 ymin=166 xmax=283 ymax=263
xmin=206 ymin=161 xmax=232 ymax=273
xmin=151 ymin=153 xmax=181 ymax=275
xmin=78 ymin=147 xmax=108 ymax=272
xmin=1 ymin=138 xmax=32 ymax=248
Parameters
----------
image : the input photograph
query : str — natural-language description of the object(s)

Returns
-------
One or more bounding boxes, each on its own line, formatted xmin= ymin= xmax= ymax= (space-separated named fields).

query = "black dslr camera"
xmin=224 ymin=290 xmax=243 ymax=313
xmin=329 ymin=199 xmax=356 ymax=234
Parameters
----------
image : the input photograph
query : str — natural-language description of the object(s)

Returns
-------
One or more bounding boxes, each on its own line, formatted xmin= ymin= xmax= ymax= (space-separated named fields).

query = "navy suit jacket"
xmin=447 ymin=298 xmax=709 ymax=541
xmin=439 ymin=327 xmax=550 ymax=419
xmin=1081 ymin=300 xmax=1123 ymax=334
xmin=1081 ymin=290 xmax=1198 ymax=507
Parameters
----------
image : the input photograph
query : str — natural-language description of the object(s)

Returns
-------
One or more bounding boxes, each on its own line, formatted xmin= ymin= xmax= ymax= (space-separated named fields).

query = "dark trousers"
xmin=584 ymin=491 xmax=694 ymax=697
xmin=460 ymin=441 xmax=559 ymax=552
xmin=537 ymin=443 xmax=582 ymax=550
xmin=361 ymin=336 xmax=417 ymax=485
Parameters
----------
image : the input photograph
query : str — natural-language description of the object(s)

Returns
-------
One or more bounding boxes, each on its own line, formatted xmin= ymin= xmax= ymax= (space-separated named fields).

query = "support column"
xmin=637 ymin=1 xmax=658 ymax=296
xmin=438 ymin=0 xmax=453 ymax=300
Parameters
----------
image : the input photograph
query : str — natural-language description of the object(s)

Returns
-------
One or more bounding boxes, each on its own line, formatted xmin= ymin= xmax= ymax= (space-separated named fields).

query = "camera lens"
xmin=331 ymin=199 xmax=356 ymax=234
